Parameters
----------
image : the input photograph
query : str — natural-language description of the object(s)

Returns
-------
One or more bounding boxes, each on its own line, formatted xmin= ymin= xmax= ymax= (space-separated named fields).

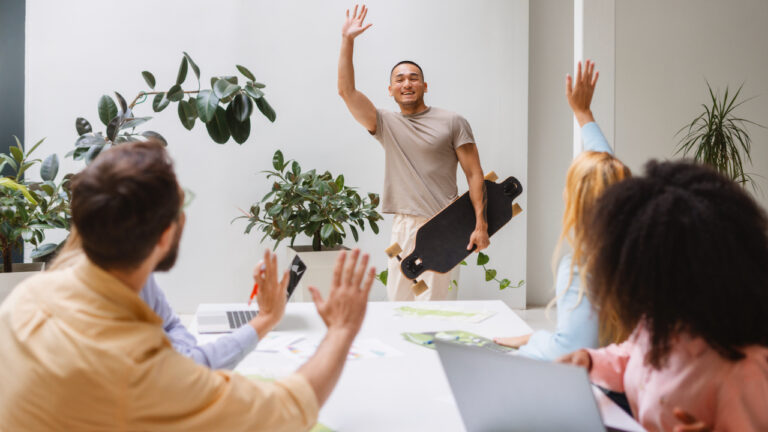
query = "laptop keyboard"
xmin=226 ymin=310 xmax=258 ymax=329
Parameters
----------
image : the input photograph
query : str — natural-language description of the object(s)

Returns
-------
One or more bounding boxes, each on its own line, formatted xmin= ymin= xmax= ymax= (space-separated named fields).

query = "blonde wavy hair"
xmin=547 ymin=150 xmax=631 ymax=345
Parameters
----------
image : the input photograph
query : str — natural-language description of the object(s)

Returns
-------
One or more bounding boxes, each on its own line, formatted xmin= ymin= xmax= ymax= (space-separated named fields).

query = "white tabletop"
xmin=188 ymin=300 xmax=644 ymax=431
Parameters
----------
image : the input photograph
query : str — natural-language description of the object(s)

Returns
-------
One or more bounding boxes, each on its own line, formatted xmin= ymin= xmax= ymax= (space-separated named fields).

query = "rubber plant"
xmin=69 ymin=52 xmax=277 ymax=164
xmin=235 ymin=150 xmax=383 ymax=251
xmin=676 ymin=82 xmax=763 ymax=190
xmin=0 ymin=137 xmax=70 ymax=270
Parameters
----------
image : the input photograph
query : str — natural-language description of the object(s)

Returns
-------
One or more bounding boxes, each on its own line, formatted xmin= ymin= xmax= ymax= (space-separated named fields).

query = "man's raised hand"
xmin=342 ymin=5 xmax=373 ymax=40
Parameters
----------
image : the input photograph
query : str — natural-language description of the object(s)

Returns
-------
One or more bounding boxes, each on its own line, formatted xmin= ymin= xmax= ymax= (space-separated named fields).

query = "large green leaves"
xmin=230 ymin=93 xmax=252 ymax=122
xmin=213 ymin=79 xmax=240 ymax=100
xmin=255 ymin=97 xmax=276 ymax=122
xmin=196 ymin=89 xmax=219 ymax=123
xmin=205 ymin=106 xmax=230 ymax=144
xmin=178 ymin=99 xmax=197 ymax=130
xmin=226 ymin=100 xmax=250 ymax=144
xmin=167 ymin=84 xmax=184 ymax=102
xmin=152 ymin=92 xmax=170 ymax=112
xmin=236 ymin=65 xmax=256 ymax=81
xmin=141 ymin=71 xmax=156 ymax=89
xmin=176 ymin=57 xmax=188 ymax=85
xmin=75 ymin=117 xmax=92 ymax=135
xmin=98 ymin=95 xmax=118 ymax=126
xmin=182 ymin=51 xmax=200 ymax=81
xmin=40 ymin=154 xmax=59 ymax=181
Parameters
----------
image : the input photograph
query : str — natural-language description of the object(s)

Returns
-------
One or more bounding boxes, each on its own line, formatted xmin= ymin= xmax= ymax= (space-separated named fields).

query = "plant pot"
xmin=0 ymin=262 xmax=45 ymax=304
xmin=286 ymin=245 xmax=349 ymax=302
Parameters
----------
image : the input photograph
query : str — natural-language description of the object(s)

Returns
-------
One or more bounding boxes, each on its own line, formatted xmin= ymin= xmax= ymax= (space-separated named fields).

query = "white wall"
xmin=526 ymin=0 xmax=573 ymax=306
xmin=615 ymin=0 xmax=768 ymax=211
xmin=25 ymin=0 xmax=529 ymax=312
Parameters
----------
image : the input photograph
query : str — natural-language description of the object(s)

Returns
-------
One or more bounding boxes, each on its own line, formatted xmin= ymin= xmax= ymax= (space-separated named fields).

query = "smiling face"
xmin=389 ymin=63 xmax=427 ymax=110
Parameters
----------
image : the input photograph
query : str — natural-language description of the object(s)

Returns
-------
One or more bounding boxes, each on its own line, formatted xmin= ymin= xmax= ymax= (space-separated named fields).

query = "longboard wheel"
xmin=412 ymin=280 xmax=428 ymax=296
xmin=484 ymin=171 xmax=499 ymax=182
xmin=512 ymin=203 xmax=523 ymax=217
xmin=385 ymin=243 xmax=403 ymax=259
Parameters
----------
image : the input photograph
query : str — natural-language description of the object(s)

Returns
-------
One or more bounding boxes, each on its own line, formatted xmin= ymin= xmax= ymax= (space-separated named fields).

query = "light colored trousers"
xmin=387 ymin=214 xmax=460 ymax=301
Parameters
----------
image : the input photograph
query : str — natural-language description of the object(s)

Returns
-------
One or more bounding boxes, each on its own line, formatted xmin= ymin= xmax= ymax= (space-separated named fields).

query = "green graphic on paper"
xmin=310 ymin=423 xmax=335 ymax=432
xmin=402 ymin=330 xmax=514 ymax=354
xmin=396 ymin=306 xmax=479 ymax=318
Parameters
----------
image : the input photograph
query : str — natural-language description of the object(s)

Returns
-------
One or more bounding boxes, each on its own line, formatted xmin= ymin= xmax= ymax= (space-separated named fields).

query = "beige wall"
xmin=615 ymin=0 xmax=768 ymax=211
xmin=526 ymin=1 xmax=574 ymax=306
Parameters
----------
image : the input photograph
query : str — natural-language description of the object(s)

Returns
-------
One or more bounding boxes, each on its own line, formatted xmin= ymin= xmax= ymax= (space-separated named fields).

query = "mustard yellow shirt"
xmin=0 ymin=257 xmax=318 ymax=431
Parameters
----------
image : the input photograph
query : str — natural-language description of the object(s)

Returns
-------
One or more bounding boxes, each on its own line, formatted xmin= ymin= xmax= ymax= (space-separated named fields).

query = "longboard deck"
xmin=399 ymin=176 xmax=522 ymax=280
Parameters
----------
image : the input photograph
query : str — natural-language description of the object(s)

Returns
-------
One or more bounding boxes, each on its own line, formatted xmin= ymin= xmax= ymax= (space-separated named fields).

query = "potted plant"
xmin=676 ymin=82 xmax=763 ymax=189
xmin=235 ymin=150 xmax=383 ymax=300
xmin=69 ymin=52 xmax=277 ymax=165
xmin=1 ymin=137 xmax=70 ymax=299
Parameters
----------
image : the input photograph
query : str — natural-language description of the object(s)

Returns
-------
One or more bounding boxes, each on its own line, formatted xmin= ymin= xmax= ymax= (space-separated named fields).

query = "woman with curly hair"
xmin=559 ymin=160 xmax=768 ymax=431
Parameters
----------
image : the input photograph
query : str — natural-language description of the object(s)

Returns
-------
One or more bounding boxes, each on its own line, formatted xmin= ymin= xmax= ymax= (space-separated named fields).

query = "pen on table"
xmin=248 ymin=263 xmax=267 ymax=306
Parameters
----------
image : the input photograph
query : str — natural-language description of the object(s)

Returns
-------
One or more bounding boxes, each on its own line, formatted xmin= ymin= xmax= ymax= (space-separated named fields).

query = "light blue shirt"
xmin=139 ymin=275 xmax=259 ymax=370
xmin=516 ymin=121 xmax=612 ymax=361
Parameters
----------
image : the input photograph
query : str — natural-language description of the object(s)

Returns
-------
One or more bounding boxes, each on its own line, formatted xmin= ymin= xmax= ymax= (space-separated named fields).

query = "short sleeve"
xmin=452 ymin=114 xmax=475 ymax=149
xmin=373 ymin=109 xmax=387 ymax=144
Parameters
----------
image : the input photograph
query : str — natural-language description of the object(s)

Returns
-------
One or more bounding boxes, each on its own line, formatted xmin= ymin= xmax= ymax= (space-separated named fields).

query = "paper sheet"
xmin=394 ymin=305 xmax=496 ymax=323
xmin=283 ymin=337 xmax=403 ymax=361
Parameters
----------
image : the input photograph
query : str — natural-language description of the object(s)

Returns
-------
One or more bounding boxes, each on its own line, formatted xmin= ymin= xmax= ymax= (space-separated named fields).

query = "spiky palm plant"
xmin=676 ymin=82 xmax=762 ymax=189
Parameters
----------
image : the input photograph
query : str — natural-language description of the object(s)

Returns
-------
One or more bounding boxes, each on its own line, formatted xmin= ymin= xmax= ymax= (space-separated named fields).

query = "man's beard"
xmin=155 ymin=223 xmax=182 ymax=272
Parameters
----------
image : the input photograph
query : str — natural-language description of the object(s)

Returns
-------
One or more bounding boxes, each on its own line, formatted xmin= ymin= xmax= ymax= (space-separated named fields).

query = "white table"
xmin=189 ymin=300 xmax=644 ymax=431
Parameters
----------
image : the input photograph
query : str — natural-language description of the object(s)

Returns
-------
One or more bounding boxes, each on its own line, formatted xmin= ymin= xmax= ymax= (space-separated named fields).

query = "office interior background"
xmin=3 ymin=0 xmax=767 ymax=313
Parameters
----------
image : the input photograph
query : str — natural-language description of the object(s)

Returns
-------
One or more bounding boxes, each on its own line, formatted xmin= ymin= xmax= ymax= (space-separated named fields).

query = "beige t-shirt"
xmin=373 ymin=106 xmax=475 ymax=218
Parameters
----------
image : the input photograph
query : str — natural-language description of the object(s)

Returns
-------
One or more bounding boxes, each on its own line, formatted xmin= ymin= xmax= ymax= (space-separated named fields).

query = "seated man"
xmin=0 ymin=140 xmax=376 ymax=431
xmin=50 ymin=236 xmax=265 ymax=371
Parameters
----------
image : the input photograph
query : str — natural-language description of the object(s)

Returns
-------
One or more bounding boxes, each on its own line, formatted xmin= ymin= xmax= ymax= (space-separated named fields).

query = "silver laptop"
xmin=435 ymin=340 xmax=630 ymax=432
xmin=196 ymin=256 xmax=306 ymax=334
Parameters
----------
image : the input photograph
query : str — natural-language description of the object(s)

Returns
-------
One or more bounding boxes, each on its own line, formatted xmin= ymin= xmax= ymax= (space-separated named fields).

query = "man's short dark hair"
xmin=70 ymin=140 xmax=181 ymax=270
xmin=390 ymin=60 xmax=424 ymax=81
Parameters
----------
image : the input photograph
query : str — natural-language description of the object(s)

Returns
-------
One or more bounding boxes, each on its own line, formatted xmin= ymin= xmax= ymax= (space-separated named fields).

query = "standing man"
xmin=337 ymin=5 xmax=489 ymax=301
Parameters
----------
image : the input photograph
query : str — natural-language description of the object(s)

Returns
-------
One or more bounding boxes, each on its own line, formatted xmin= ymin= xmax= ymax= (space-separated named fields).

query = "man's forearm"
xmin=338 ymin=38 xmax=356 ymax=97
xmin=468 ymin=175 xmax=488 ymax=230
xmin=297 ymin=328 xmax=355 ymax=406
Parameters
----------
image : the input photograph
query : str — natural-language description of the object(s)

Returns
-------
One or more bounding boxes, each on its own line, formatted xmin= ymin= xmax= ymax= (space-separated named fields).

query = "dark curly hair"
xmin=584 ymin=160 xmax=768 ymax=368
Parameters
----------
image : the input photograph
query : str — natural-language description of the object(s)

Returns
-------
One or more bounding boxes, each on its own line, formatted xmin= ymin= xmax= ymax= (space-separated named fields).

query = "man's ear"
xmin=424 ymin=82 xmax=428 ymax=93
xmin=388 ymin=84 xmax=393 ymax=97
xmin=155 ymin=222 xmax=176 ymax=254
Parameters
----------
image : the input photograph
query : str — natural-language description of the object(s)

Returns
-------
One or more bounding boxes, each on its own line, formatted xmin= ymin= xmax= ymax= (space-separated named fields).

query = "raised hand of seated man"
xmin=249 ymin=249 xmax=289 ymax=339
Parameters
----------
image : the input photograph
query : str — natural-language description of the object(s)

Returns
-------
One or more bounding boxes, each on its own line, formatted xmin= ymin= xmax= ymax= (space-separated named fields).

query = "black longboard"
xmin=386 ymin=172 xmax=523 ymax=295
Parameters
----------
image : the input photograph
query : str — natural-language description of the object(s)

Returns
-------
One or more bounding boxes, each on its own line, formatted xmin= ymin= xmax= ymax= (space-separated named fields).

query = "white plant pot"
xmin=0 ymin=263 xmax=44 ymax=305
xmin=286 ymin=245 xmax=348 ymax=302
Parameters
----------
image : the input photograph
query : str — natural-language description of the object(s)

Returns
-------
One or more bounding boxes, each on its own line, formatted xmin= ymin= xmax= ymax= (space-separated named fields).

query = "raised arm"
xmin=567 ymin=60 xmax=612 ymax=153
xmin=338 ymin=5 xmax=377 ymax=133
xmin=300 ymin=249 xmax=374 ymax=405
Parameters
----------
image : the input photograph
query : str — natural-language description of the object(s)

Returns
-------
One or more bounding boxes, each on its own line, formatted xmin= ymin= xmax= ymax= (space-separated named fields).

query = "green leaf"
xmin=141 ymin=71 xmax=156 ymax=89
xmin=291 ymin=160 xmax=301 ymax=176
xmin=98 ymin=95 xmax=118 ymax=126
xmin=120 ymin=116 xmax=152 ymax=130
xmin=9 ymin=146 xmax=23 ymax=163
xmin=152 ymin=92 xmax=170 ymax=112
xmin=477 ymin=252 xmax=490 ymax=266
xmin=196 ymin=89 xmax=219 ymax=123
xmin=84 ymin=144 xmax=104 ymax=164
xmin=460 ymin=260 xmax=468 ymax=266
xmin=30 ymin=243 xmax=58 ymax=259
xmin=252 ymin=82 xmax=266 ymax=89
xmin=183 ymin=51 xmax=200 ymax=81
xmin=205 ymin=106 xmax=230 ymax=144
xmin=178 ymin=100 xmax=197 ymax=130
xmin=245 ymin=83 xmax=264 ymax=99
xmin=213 ymin=79 xmax=241 ymax=100
xmin=231 ymin=93 xmax=251 ymax=122
xmin=114 ymin=92 xmax=128 ymax=115
xmin=0 ymin=178 xmax=37 ymax=204
xmin=225 ymin=101 xmax=250 ymax=144
xmin=369 ymin=220 xmax=379 ymax=234
xmin=255 ymin=96 xmax=276 ymax=122
xmin=75 ymin=117 xmax=92 ymax=135
xmin=236 ymin=65 xmax=256 ymax=81
xmin=106 ymin=116 xmax=121 ymax=142
xmin=350 ymin=224 xmax=359 ymax=241
xmin=167 ymin=84 xmax=184 ymax=102
xmin=141 ymin=131 xmax=167 ymax=146
xmin=273 ymin=150 xmax=284 ymax=171
xmin=40 ymin=154 xmax=59 ymax=181
xmin=376 ymin=269 xmax=388 ymax=285
xmin=176 ymin=56 xmax=188 ymax=85
xmin=499 ymin=278 xmax=511 ymax=289
xmin=321 ymin=223 xmax=334 ymax=240
xmin=485 ymin=268 xmax=497 ymax=282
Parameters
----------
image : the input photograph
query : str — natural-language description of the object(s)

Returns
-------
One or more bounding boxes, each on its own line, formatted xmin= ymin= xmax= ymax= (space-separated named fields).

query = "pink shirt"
xmin=588 ymin=327 xmax=768 ymax=432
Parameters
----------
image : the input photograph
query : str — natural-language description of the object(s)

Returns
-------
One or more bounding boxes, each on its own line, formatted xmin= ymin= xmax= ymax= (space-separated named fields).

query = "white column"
xmin=573 ymin=0 xmax=615 ymax=157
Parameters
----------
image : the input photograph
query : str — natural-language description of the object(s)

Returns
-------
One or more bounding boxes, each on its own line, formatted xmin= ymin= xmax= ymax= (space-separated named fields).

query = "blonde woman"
xmin=494 ymin=61 xmax=630 ymax=360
